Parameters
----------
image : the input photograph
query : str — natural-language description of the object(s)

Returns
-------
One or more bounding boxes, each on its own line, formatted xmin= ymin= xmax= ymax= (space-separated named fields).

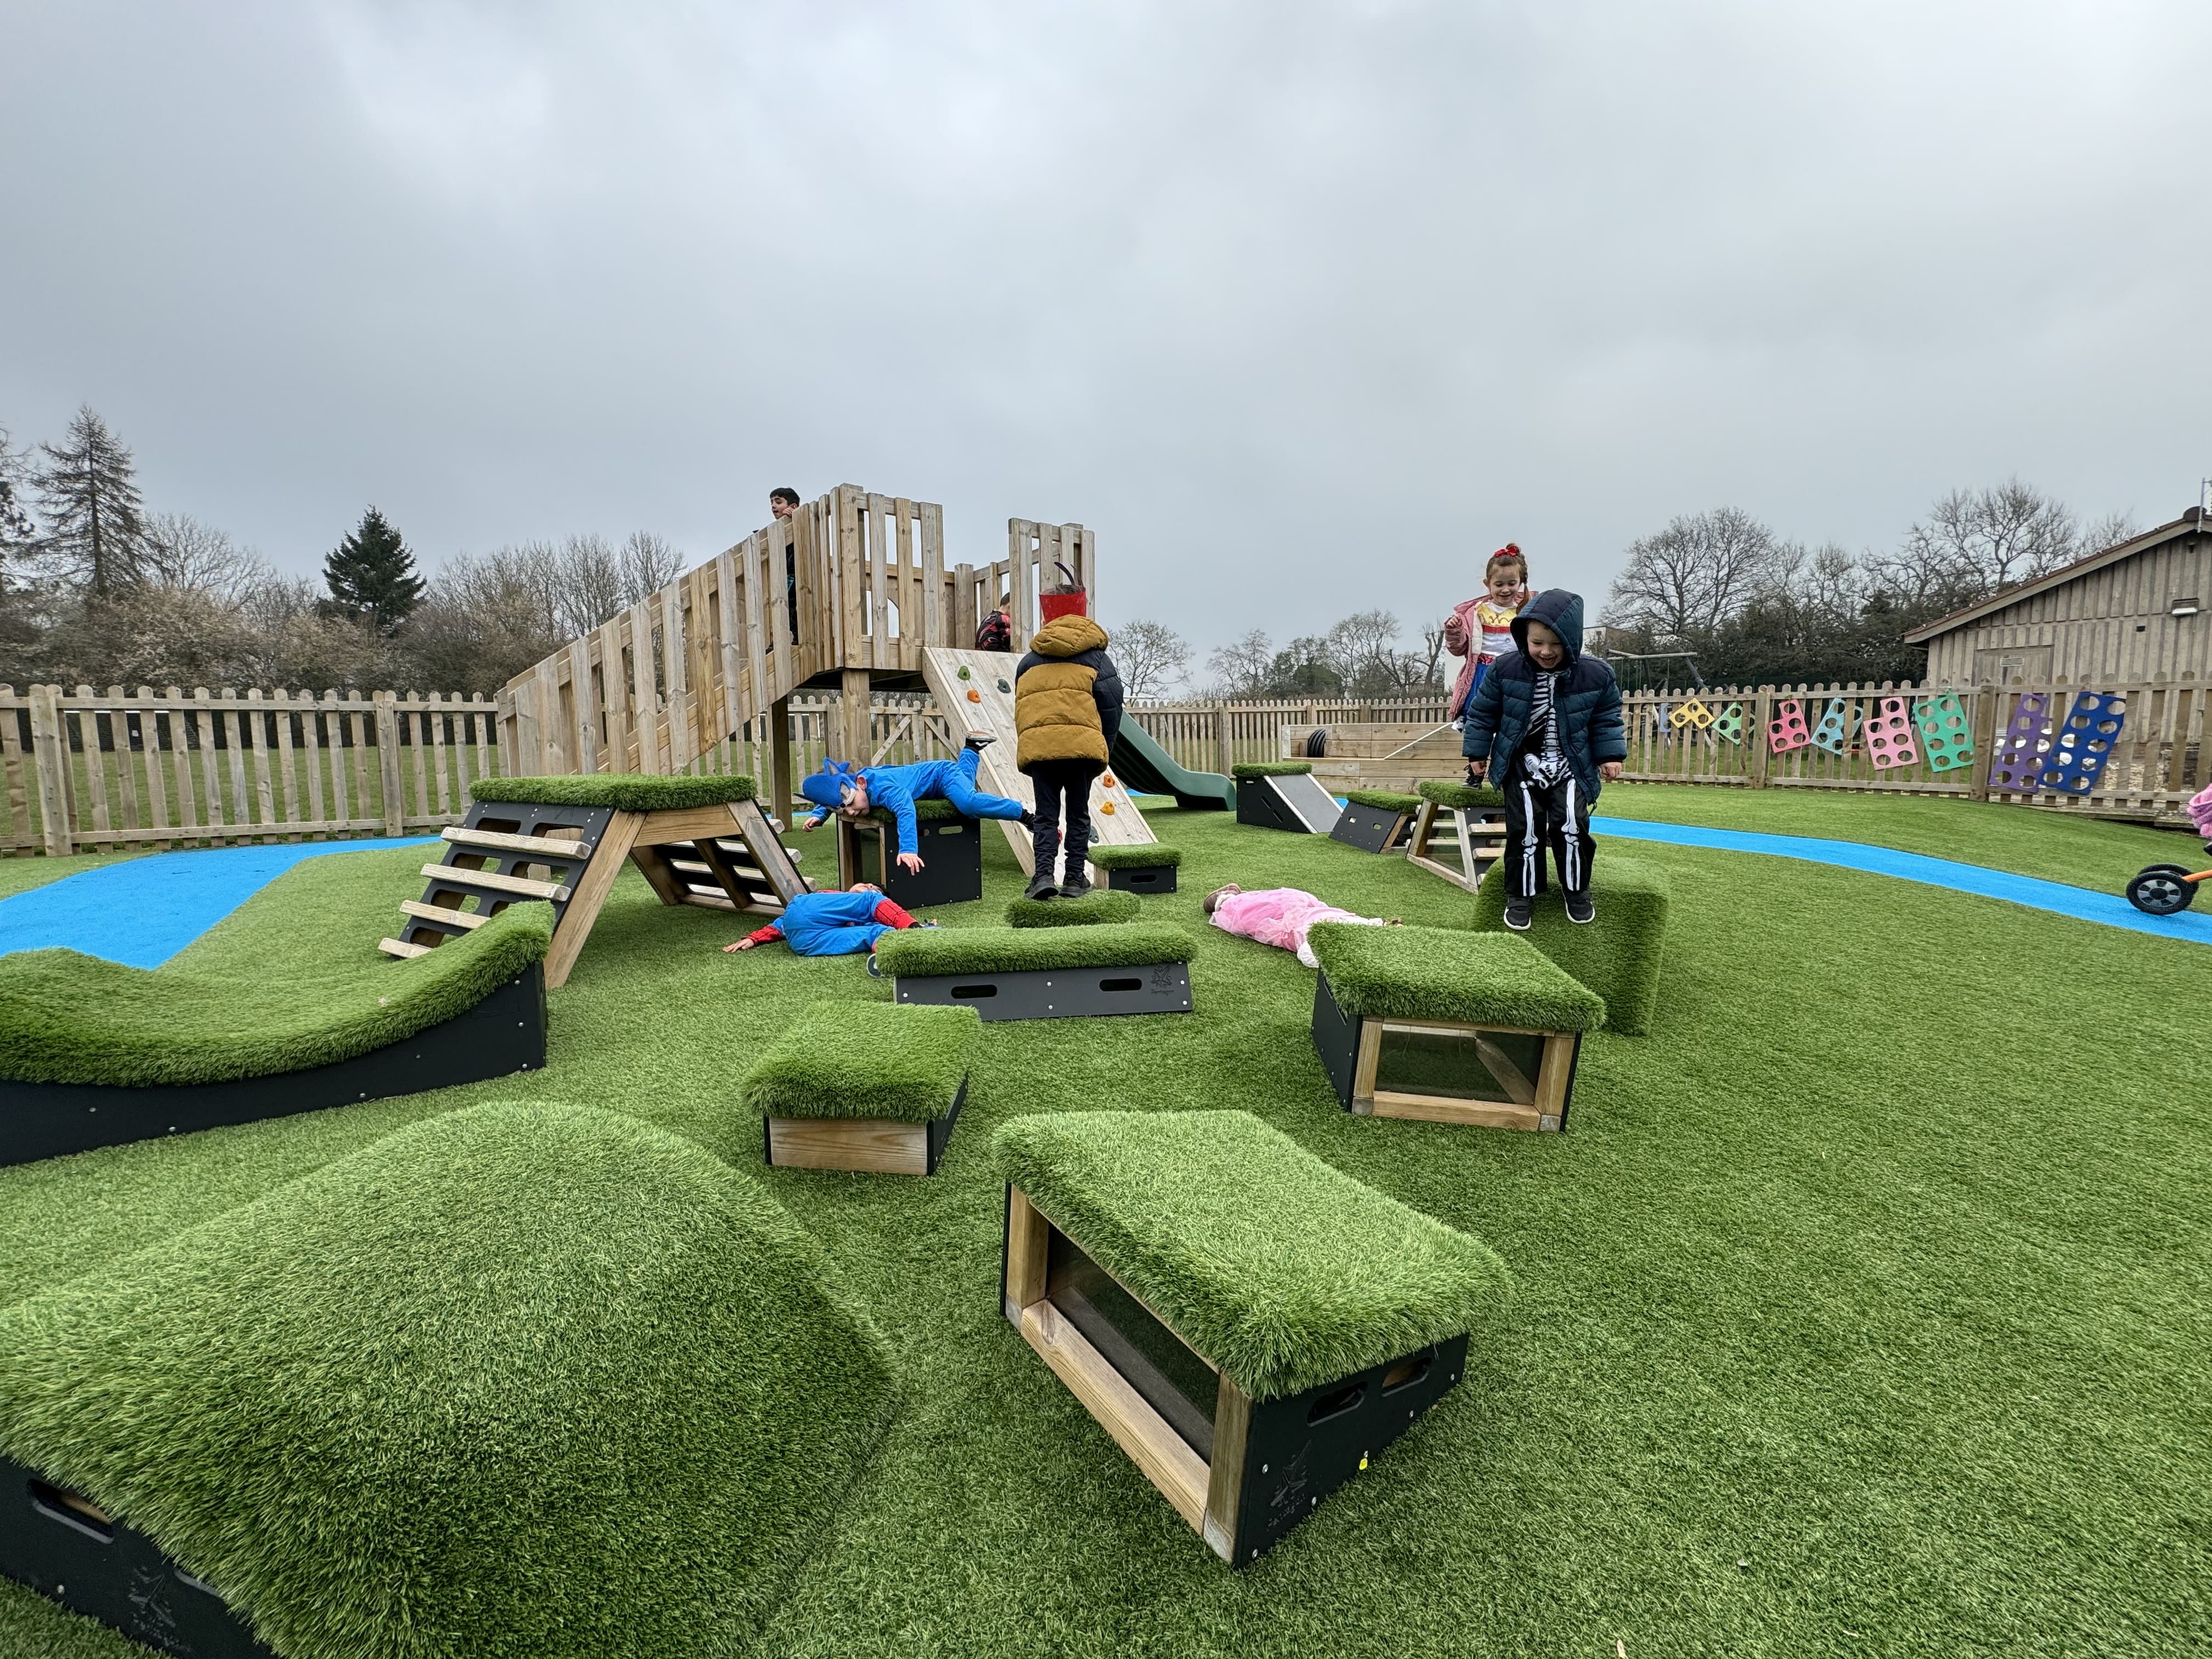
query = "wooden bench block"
xmin=763 ymin=1079 xmax=966 ymax=1176
xmin=1311 ymin=974 xmax=1581 ymax=1131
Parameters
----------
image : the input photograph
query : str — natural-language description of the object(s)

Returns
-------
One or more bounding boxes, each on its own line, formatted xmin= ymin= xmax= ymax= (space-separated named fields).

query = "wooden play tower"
xmin=495 ymin=486 xmax=1099 ymax=814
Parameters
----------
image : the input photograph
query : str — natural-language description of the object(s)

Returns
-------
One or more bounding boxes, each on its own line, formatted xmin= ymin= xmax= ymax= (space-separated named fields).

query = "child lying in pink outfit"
xmin=1204 ymin=884 xmax=1401 ymax=968
xmin=2191 ymin=781 xmax=2212 ymax=840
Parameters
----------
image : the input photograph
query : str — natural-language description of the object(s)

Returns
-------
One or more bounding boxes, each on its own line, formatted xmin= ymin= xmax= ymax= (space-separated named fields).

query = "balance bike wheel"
xmin=2124 ymin=870 xmax=2197 ymax=916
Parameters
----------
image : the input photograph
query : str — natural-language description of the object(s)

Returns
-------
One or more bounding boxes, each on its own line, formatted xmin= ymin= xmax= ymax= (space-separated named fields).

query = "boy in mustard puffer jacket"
xmin=1013 ymin=610 xmax=1123 ymax=901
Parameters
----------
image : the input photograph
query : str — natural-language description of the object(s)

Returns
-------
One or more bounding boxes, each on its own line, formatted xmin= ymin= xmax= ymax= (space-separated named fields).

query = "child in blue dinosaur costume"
xmin=797 ymin=737 xmax=1030 ymax=873
xmin=722 ymin=883 xmax=930 ymax=958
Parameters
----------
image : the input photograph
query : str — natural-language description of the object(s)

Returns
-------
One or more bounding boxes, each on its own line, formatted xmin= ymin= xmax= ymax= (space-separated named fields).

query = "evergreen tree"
xmin=0 ymin=424 xmax=35 ymax=571
xmin=323 ymin=506 xmax=425 ymax=633
xmin=32 ymin=405 xmax=146 ymax=597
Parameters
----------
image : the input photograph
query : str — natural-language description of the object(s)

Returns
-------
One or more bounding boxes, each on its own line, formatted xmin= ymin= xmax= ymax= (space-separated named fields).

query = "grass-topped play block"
xmin=996 ymin=1110 xmax=1512 ymax=1566
xmin=0 ymin=903 xmax=551 ymax=1168
xmin=743 ymin=1001 xmax=979 ymax=1175
xmin=1233 ymin=761 xmax=1344 ymax=835
xmin=0 ymin=1100 xmax=897 ymax=1659
xmin=1406 ymin=778 xmax=1509 ymax=893
xmin=1004 ymin=888 xmax=1142 ymax=928
xmin=1473 ymin=856 xmax=1672 ymax=1036
xmin=842 ymin=797 xmax=981 ymax=909
xmin=1331 ymin=788 xmax=1421 ymax=854
xmin=383 ymin=772 xmax=806 ymax=988
xmin=1087 ymin=841 xmax=1180 ymax=894
xmin=879 ymin=924 xmax=1194 ymax=1022
xmin=1308 ymin=923 xmax=1607 ymax=1131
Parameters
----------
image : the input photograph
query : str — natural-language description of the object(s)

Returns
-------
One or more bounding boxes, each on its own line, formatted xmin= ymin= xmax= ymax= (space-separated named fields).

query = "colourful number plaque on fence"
xmin=1863 ymin=697 xmax=1918 ymax=770
xmin=1668 ymin=698 xmax=1715 ymax=730
xmin=2037 ymin=691 xmax=2127 ymax=795
xmin=1913 ymin=692 xmax=1974 ymax=772
xmin=1986 ymin=691 xmax=2051 ymax=793
xmin=1769 ymin=699 xmax=1810 ymax=752
xmin=1810 ymin=697 xmax=1855 ymax=755
xmin=1710 ymin=702 xmax=1746 ymax=744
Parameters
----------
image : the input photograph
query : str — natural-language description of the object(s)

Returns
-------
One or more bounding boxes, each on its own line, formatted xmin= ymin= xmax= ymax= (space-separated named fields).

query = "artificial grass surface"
xmin=1343 ymin=788 xmax=1421 ymax=812
xmin=1005 ymin=889 xmax=1141 ymax=927
xmin=874 ymin=922 xmax=1193 ymax=976
xmin=1309 ymin=923 xmax=1608 ymax=1031
xmin=0 ymin=1100 xmax=897 ymax=1659
xmin=0 ymin=789 xmax=2208 ymax=1657
xmin=473 ymin=772 xmax=755 ymax=811
xmin=0 ymin=901 xmax=550 ymax=1085
xmin=1230 ymin=761 xmax=1312 ymax=778
xmin=1086 ymin=842 xmax=1181 ymax=868
xmin=1471 ymin=856 xmax=1672 ymax=1036
xmin=999 ymin=1109 xmax=1513 ymax=1398
xmin=1418 ymin=778 xmax=1505 ymax=809
xmin=868 ymin=796 xmax=964 ymax=823
xmin=740 ymin=1002 xmax=978 ymax=1121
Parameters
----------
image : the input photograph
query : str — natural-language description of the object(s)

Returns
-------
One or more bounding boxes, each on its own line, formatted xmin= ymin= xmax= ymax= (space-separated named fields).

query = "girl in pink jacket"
xmin=1444 ymin=545 xmax=1530 ymax=721
xmin=1205 ymin=884 xmax=1399 ymax=968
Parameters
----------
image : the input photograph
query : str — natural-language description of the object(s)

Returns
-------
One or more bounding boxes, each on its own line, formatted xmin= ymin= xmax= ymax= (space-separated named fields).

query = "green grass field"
xmin=1 ymin=783 xmax=2208 ymax=1658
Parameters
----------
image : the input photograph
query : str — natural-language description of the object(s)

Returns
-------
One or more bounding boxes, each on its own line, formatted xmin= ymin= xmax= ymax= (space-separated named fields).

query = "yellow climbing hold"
xmin=1100 ymin=802 xmax=1115 ymax=815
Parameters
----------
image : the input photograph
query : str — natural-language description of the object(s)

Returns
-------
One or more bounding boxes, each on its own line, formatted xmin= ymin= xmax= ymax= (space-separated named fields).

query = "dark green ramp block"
xmin=746 ymin=1001 xmax=979 ymax=1175
xmin=1472 ymin=855 xmax=1671 ymax=1036
xmin=0 ymin=1101 xmax=898 ymax=1659
xmin=996 ymin=1110 xmax=1513 ymax=1566
xmin=1088 ymin=842 xmax=1180 ymax=894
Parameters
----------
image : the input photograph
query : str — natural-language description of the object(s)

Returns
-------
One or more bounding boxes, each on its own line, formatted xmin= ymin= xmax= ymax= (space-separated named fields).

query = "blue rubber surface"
xmin=0 ymin=838 xmax=437 ymax=969
xmin=1593 ymin=817 xmax=2212 ymax=947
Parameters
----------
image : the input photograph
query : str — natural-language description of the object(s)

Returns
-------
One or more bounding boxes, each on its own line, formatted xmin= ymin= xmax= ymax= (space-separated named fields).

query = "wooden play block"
xmin=1330 ymin=795 xmax=1418 ymax=854
xmin=763 ymin=1079 xmax=967 ymax=1176
xmin=1311 ymin=976 xmax=1582 ymax=1131
xmin=1000 ymin=1186 xmax=1466 ymax=1567
xmin=1405 ymin=795 xmax=1506 ymax=893
xmin=837 ymin=810 xmax=983 ymax=907
xmin=1234 ymin=769 xmax=1344 ymax=834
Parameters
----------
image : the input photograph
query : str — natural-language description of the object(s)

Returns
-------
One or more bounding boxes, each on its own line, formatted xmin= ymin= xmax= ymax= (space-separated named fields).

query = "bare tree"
xmin=1604 ymin=506 xmax=1787 ymax=642
xmin=142 ymin=513 xmax=278 ymax=603
xmin=1204 ymin=629 xmax=1275 ymax=698
xmin=1898 ymin=479 xmax=2081 ymax=596
xmin=619 ymin=531 xmax=686 ymax=602
xmin=1113 ymin=618 xmax=1192 ymax=700
xmin=556 ymin=534 xmax=627 ymax=634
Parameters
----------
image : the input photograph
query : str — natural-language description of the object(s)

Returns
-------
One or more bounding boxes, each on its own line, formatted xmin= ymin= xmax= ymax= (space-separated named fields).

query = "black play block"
xmin=895 ymin=961 xmax=1193 ymax=1022
xmin=848 ymin=815 xmax=984 ymax=907
xmin=0 ymin=1456 xmax=274 ymax=1658
xmin=1330 ymin=801 xmax=1413 ymax=854
xmin=1103 ymin=864 xmax=1178 ymax=894
xmin=0 ymin=966 xmax=548 ymax=1169
xmin=1236 ymin=774 xmax=1344 ymax=834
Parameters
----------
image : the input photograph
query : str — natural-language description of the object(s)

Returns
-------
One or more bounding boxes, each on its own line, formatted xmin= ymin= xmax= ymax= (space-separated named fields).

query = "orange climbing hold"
xmin=966 ymin=688 xmax=981 ymax=702
xmin=1102 ymin=773 xmax=1116 ymax=787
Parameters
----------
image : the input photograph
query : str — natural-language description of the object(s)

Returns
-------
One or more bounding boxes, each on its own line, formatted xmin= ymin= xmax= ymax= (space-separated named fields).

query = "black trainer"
xmin=1058 ymin=873 xmax=1094 ymax=900
xmin=1503 ymin=896 xmax=1534 ymax=931
xmin=1024 ymin=872 xmax=1058 ymax=902
xmin=1565 ymin=891 xmax=1595 ymax=924
xmin=964 ymin=732 xmax=996 ymax=752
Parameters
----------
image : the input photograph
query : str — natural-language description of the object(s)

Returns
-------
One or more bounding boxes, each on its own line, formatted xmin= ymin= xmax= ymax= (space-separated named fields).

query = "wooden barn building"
xmin=1905 ymin=506 xmax=2209 ymax=685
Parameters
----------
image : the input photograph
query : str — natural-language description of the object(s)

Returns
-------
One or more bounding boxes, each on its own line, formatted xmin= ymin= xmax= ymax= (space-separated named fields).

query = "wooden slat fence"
xmin=1127 ymin=699 xmax=1452 ymax=776
xmin=0 ymin=686 xmax=504 ymax=857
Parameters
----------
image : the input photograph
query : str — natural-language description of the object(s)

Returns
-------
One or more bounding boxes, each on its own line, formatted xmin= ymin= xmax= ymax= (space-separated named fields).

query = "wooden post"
xmin=841 ymin=667 xmax=872 ymax=768
xmin=770 ymin=694 xmax=794 ymax=819
xmin=1966 ymin=684 xmax=2000 ymax=802
xmin=28 ymin=685 xmax=72 ymax=857
xmin=1214 ymin=704 xmax=1232 ymax=777
xmin=1748 ymin=686 xmax=1773 ymax=788
xmin=374 ymin=692 xmax=405 ymax=837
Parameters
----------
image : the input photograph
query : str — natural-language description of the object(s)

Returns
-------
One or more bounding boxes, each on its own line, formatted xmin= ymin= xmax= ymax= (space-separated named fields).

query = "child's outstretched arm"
xmin=723 ymin=922 xmax=785 ymax=953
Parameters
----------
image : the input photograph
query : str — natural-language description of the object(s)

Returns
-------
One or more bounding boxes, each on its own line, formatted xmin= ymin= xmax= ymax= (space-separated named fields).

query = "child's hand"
xmin=897 ymin=852 xmax=924 ymax=874
xmin=1600 ymin=762 xmax=1623 ymax=782
xmin=723 ymin=938 xmax=756 ymax=953
xmin=1464 ymin=759 xmax=1486 ymax=783
xmin=801 ymin=817 xmax=821 ymax=832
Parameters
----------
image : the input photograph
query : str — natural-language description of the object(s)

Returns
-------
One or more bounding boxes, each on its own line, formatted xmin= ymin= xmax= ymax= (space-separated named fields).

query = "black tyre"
xmin=2125 ymin=870 xmax=2197 ymax=916
xmin=2136 ymin=863 xmax=2192 ymax=879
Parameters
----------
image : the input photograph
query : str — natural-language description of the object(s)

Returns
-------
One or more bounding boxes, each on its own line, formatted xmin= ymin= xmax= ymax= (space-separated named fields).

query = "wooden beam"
xmin=400 ymin=899 xmax=486 ymax=931
xmin=1201 ymin=1372 xmax=1252 ymax=1564
xmin=540 ymin=810 xmax=642 ymax=989
xmin=443 ymin=825 xmax=595 ymax=859
xmin=1003 ymin=1186 xmax=1052 ymax=1320
xmin=420 ymin=863 xmax=571 ymax=902
xmin=767 ymin=1116 xmax=930 ymax=1174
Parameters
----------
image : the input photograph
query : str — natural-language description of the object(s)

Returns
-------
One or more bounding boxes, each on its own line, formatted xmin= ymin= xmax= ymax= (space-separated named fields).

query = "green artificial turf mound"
xmin=1417 ymin=778 xmax=1505 ymax=810
xmin=874 ymin=922 xmax=1193 ymax=977
xmin=1231 ymin=761 xmax=1313 ymax=779
xmin=1086 ymin=842 xmax=1182 ymax=868
xmin=741 ymin=1001 xmax=978 ymax=1121
xmin=1472 ymin=856 xmax=1672 ymax=1035
xmin=868 ymin=796 xmax=965 ymax=825
xmin=1344 ymin=788 xmax=1422 ymax=812
xmin=1308 ymin=923 xmax=1607 ymax=1031
xmin=1004 ymin=889 xmax=1142 ymax=928
xmin=0 ymin=1100 xmax=897 ymax=1659
xmin=996 ymin=1109 xmax=1513 ymax=1398
xmin=472 ymin=772 xmax=756 ymax=811
xmin=0 ymin=903 xmax=551 ymax=1087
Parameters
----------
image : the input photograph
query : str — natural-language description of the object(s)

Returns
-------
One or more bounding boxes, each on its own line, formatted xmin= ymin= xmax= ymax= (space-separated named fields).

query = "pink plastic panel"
xmin=1864 ymin=697 xmax=1919 ymax=770
xmin=1768 ymin=698 xmax=1811 ymax=753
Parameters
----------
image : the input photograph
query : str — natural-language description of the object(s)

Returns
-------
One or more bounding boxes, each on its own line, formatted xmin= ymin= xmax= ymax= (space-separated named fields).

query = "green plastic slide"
xmin=1111 ymin=722 xmax=1234 ymax=810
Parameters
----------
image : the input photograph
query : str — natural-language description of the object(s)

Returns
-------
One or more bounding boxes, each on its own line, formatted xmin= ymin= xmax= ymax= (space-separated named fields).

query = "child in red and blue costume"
xmin=723 ymin=883 xmax=930 ymax=957
xmin=797 ymin=736 xmax=1030 ymax=873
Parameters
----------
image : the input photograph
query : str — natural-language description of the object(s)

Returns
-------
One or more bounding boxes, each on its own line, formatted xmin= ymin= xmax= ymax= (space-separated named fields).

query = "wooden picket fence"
xmin=0 ymin=686 xmax=506 ymax=857
xmin=1127 ymin=698 xmax=1452 ymax=776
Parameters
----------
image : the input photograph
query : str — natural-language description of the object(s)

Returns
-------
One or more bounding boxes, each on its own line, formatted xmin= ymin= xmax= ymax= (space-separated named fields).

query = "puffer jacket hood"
xmin=1509 ymin=589 xmax=1584 ymax=665
xmin=1029 ymin=615 xmax=1109 ymax=658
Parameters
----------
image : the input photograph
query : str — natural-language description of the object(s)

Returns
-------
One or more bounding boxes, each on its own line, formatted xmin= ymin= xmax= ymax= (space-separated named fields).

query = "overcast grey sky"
xmin=4 ymin=1 xmax=2208 ymax=658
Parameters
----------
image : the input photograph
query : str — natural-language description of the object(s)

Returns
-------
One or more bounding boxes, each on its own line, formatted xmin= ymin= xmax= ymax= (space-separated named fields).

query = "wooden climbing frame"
xmin=1404 ymin=800 xmax=1506 ymax=893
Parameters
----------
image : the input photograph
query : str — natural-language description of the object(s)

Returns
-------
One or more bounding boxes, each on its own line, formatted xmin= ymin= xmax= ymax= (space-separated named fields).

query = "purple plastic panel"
xmin=1987 ymin=692 xmax=2050 ymax=793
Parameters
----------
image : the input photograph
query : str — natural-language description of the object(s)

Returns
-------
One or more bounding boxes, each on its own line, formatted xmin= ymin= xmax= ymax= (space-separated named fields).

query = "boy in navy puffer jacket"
xmin=1460 ymin=589 xmax=1626 ymax=929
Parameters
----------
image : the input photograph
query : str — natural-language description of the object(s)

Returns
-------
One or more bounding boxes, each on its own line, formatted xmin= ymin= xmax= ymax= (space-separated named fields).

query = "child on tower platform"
xmin=797 ymin=736 xmax=1031 ymax=873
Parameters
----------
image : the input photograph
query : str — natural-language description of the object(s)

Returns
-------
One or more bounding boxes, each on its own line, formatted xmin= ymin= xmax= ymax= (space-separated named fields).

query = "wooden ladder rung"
xmin=681 ymin=890 xmax=740 ymax=911
xmin=668 ymin=857 xmax=714 ymax=876
xmin=420 ymin=863 xmax=572 ymax=902
xmin=379 ymin=937 xmax=433 ymax=959
xmin=443 ymin=825 xmax=594 ymax=859
xmin=400 ymin=899 xmax=486 ymax=931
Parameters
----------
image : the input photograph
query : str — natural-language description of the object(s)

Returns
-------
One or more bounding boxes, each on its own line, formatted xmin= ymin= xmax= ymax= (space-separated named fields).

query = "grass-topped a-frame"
xmin=1473 ymin=855 xmax=1673 ymax=1035
xmin=0 ymin=1101 xmax=898 ymax=1659
xmin=879 ymin=924 xmax=1195 ymax=1022
xmin=1308 ymin=923 xmax=1606 ymax=1131
xmin=0 ymin=904 xmax=551 ymax=1167
xmin=1331 ymin=789 xmax=1422 ymax=854
xmin=996 ymin=1110 xmax=1512 ymax=1566
xmin=743 ymin=1001 xmax=980 ymax=1175
xmin=380 ymin=772 xmax=806 ymax=988
xmin=1406 ymin=778 xmax=1507 ymax=892
xmin=1086 ymin=841 xmax=1181 ymax=894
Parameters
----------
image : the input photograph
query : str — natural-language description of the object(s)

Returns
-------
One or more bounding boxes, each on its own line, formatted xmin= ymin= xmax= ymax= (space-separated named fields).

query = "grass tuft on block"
xmin=868 ymin=797 xmax=966 ymax=825
xmin=741 ymin=1001 xmax=978 ymax=1121
xmin=995 ymin=1109 xmax=1513 ymax=1399
xmin=875 ymin=923 xmax=1193 ymax=977
xmin=1004 ymin=889 xmax=1142 ymax=928
xmin=473 ymin=772 xmax=756 ymax=811
xmin=0 ymin=1099 xmax=897 ymax=1659
xmin=1231 ymin=761 xmax=1313 ymax=779
xmin=1308 ymin=922 xmax=1607 ymax=1031
xmin=1343 ymin=789 xmax=1421 ymax=812
xmin=1472 ymin=856 xmax=1671 ymax=1035
xmin=1086 ymin=842 xmax=1181 ymax=869
xmin=0 ymin=902 xmax=551 ymax=1087
xmin=1417 ymin=778 xmax=1505 ymax=810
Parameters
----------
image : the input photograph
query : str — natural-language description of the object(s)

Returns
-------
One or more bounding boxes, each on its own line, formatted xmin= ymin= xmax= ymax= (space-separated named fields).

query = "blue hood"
xmin=799 ymin=760 xmax=860 ymax=812
xmin=1509 ymin=589 xmax=1585 ymax=665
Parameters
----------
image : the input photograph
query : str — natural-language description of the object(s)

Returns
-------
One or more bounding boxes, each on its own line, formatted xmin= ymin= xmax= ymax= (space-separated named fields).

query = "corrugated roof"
xmin=1901 ymin=509 xmax=2205 ymax=644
